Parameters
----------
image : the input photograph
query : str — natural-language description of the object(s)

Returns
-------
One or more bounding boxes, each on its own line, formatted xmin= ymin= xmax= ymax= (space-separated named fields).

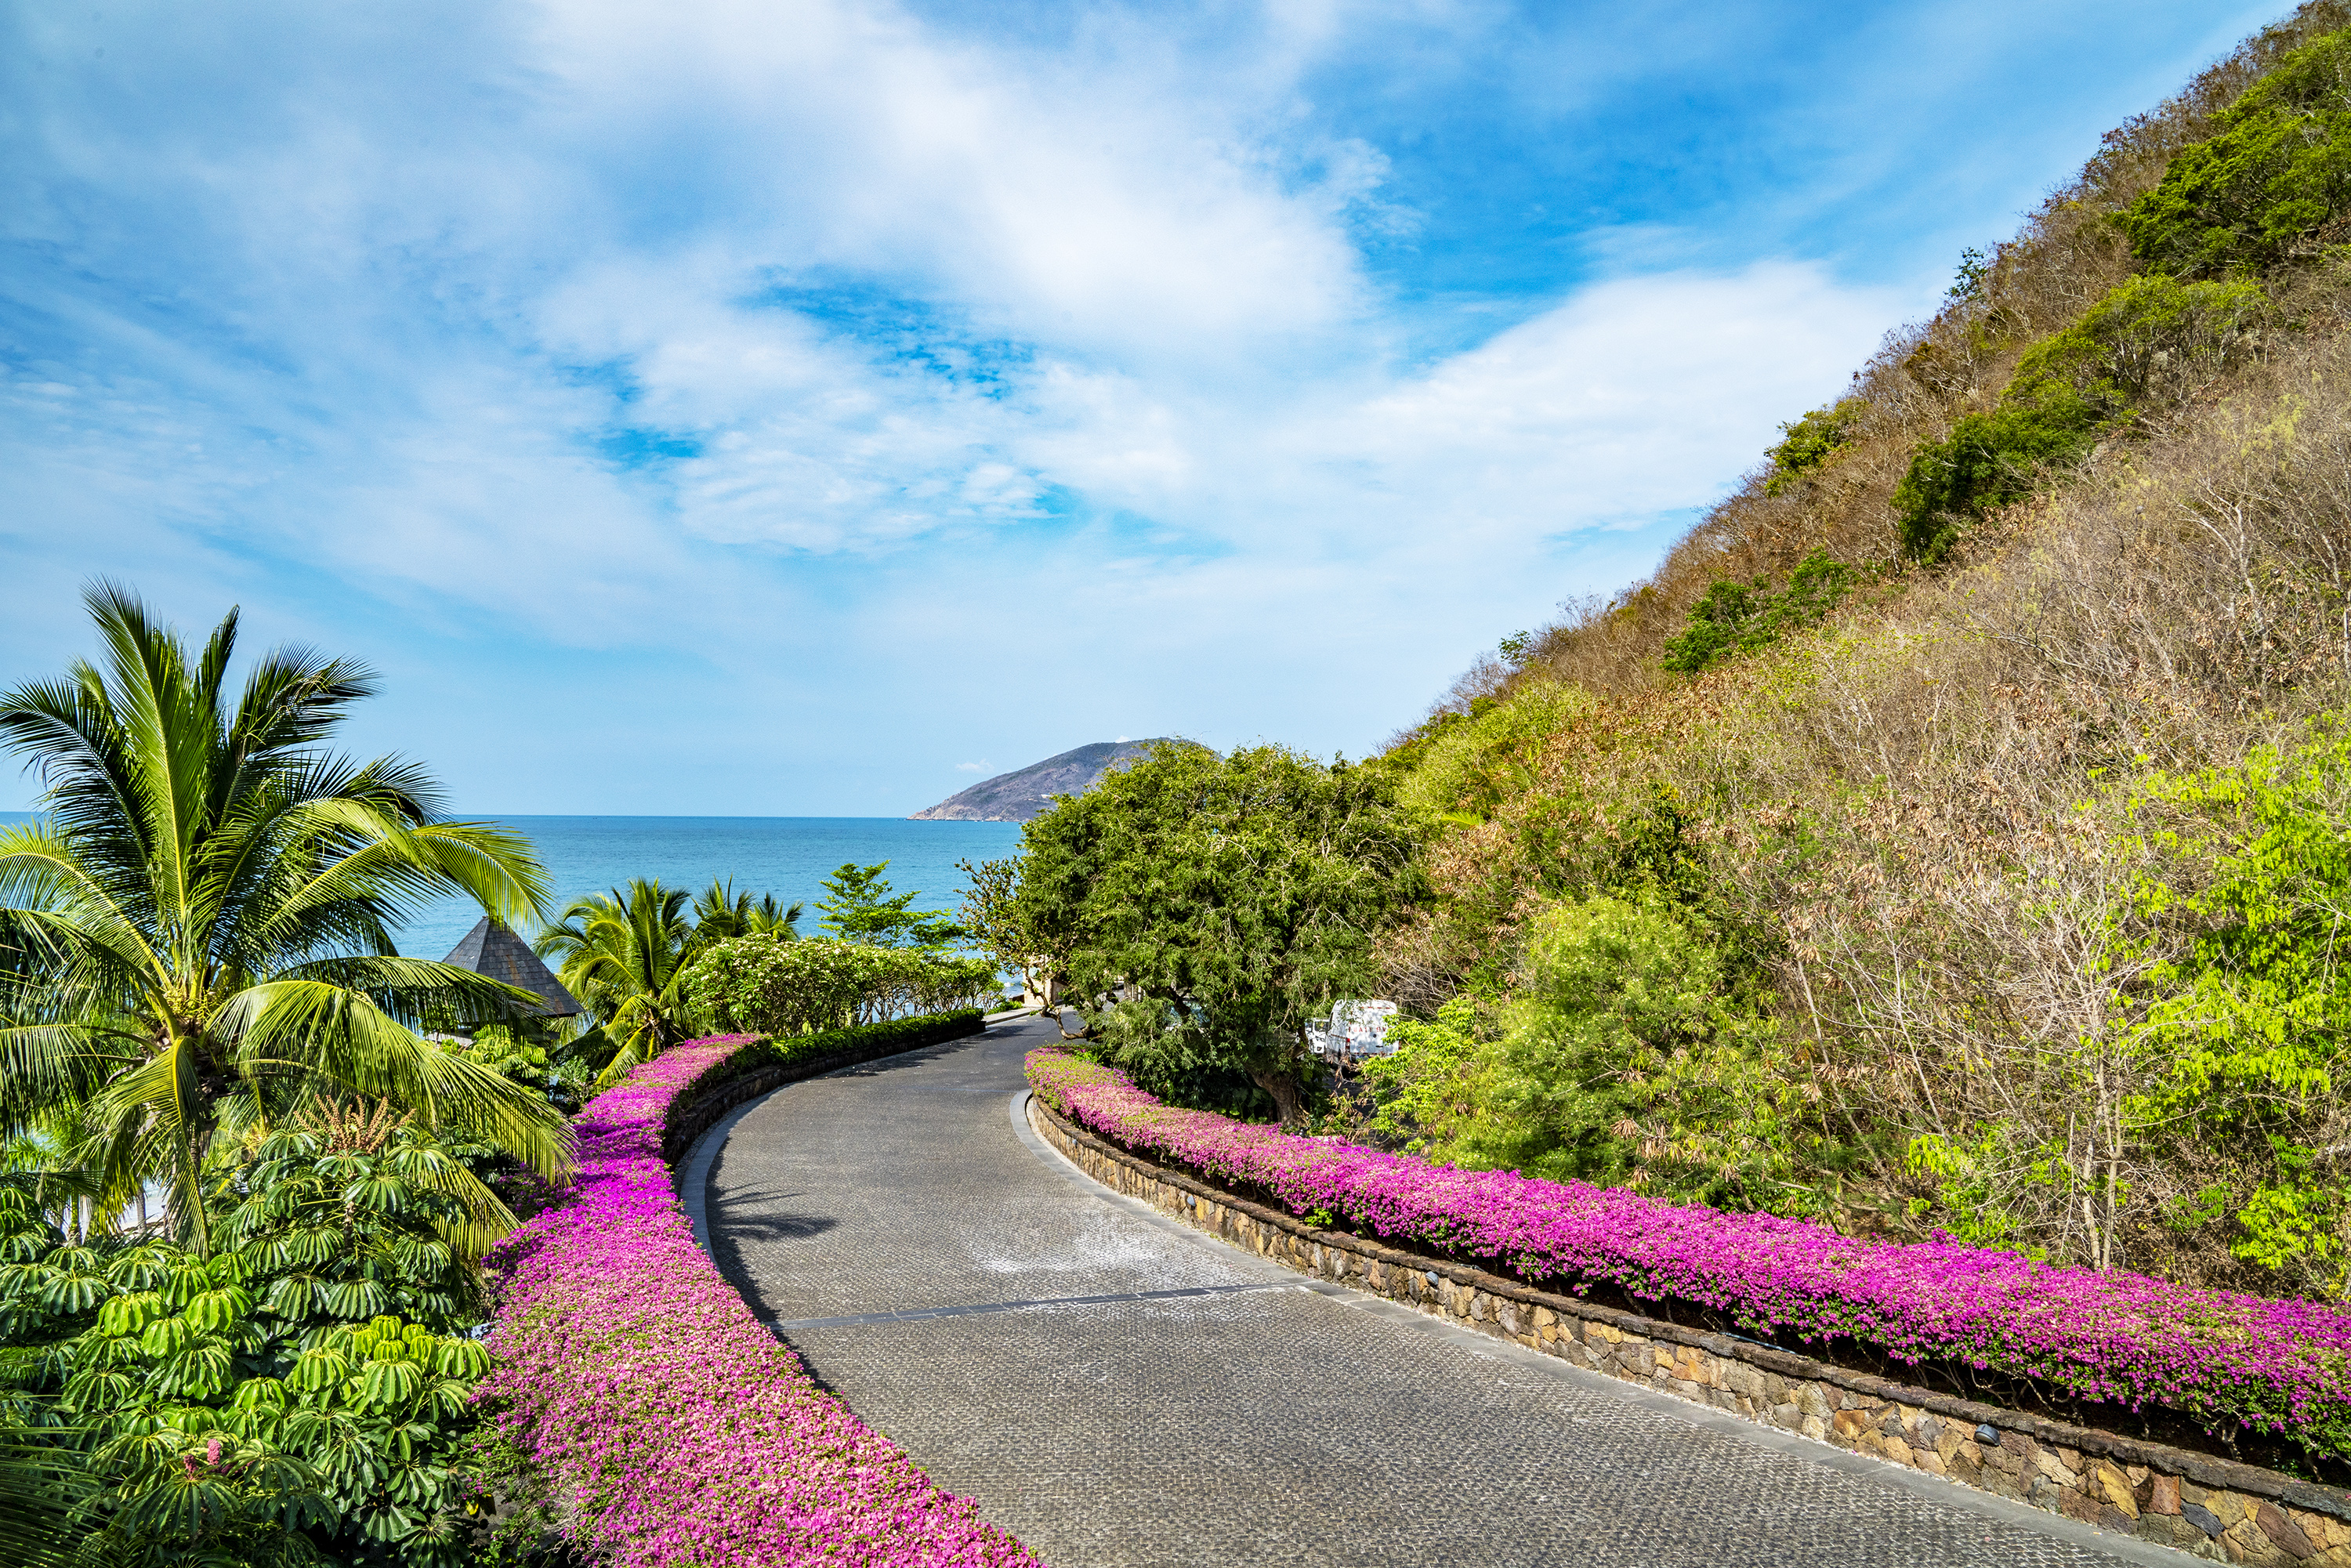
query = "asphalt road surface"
xmin=698 ymin=1012 xmax=2172 ymax=1568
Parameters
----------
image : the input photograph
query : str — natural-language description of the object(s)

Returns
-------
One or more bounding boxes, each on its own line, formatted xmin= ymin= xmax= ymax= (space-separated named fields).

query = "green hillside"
xmin=1364 ymin=0 xmax=2351 ymax=1302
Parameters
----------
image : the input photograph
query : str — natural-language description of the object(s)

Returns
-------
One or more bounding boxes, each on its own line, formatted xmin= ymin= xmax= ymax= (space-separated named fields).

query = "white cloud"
xmin=0 ymin=0 xmax=1938 ymax=812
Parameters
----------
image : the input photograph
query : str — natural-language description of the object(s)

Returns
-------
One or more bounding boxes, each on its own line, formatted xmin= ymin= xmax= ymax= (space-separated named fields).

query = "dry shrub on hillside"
xmin=1700 ymin=331 xmax=2351 ymax=1285
xmin=1382 ymin=275 xmax=2351 ymax=1287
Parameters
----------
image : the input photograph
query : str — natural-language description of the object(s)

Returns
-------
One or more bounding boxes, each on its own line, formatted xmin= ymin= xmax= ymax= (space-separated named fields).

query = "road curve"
xmin=701 ymin=1013 xmax=2164 ymax=1568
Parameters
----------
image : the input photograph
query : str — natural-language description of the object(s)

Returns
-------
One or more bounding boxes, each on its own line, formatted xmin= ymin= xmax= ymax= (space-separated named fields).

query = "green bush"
xmin=679 ymin=936 xmax=999 ymax=1037
xmin=1893 ymin=274 xmax=2266 ymax=562
xmin=1762 ymin=400 xmax=1861 ymax=494
xmin=1660 ymin=549 xmax=1857 ymax=673
xmin=1352 ymin=897 xmax=1813 ymax=1209
xmin=2127 ymin=723 xmax=2351 ymax=1301
xmin=1891 ymin=404 xmax=2096 ymax=563
xmin=2121 ymin=27 xmax=2351 ymax=277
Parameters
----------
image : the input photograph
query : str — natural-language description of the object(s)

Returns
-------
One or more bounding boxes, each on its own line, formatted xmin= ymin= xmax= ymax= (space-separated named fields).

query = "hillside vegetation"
xmin=1367 ymin=2 xmax=2351 ymax=1305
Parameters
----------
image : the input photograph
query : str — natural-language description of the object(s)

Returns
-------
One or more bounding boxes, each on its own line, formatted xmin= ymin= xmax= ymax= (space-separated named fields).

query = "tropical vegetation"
xmin=0 ymin=595 xmax=1015 ymax=1564
xmin=680 ymin=938 xmax=998 ymax=1037
xmin=0 ymin=585 xmax=571 ymax=1255
xmin=963 ymin=742 xmax=1421 ymax=1126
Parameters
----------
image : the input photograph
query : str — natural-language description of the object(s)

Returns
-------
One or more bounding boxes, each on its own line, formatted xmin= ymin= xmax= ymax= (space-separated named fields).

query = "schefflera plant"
xmin=0 ymin=1103 xmax=504 ymax=1567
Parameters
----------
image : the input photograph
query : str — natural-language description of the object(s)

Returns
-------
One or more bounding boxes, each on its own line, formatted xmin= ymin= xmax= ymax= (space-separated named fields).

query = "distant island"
xmin=911 ymin=740 xmax=1177 ymax=822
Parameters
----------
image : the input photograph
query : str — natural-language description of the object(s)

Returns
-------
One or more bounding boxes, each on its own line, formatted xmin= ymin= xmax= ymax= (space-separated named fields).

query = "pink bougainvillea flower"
xmin=1027 ymin=1047 xmax=2351 ymax=1462
xmin=481 ymin=1038 xmax=1041 ymax=1567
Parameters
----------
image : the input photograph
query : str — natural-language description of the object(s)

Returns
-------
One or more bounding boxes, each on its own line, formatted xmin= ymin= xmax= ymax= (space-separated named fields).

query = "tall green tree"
xmin=0 ymin=585 xmax=569 ymax=1255
xmin=815 ymin=862 xmax=961 ymax=950
xmin=534 ymin=878 xmax=704 ymax=1087
xmin=1013 ymin=742 xmax=1423 ymax=1125
xmin=690 ymin=878 xmax=802 ymax=942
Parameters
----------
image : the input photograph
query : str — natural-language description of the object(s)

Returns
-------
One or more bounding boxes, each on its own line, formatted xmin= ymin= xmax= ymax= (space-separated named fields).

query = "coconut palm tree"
xmin=690 ymin=877 xmax=802 ymax=941
xmin=534 ymin=878 xmax=705 ymax=1088
xmin=0 ymin=584 xmax=570 ymax=1254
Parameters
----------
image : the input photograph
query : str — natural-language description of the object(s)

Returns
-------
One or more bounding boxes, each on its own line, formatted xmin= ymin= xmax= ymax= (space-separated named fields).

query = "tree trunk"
xmin=1248 ymin=1063 xmax=1308 ymax=1129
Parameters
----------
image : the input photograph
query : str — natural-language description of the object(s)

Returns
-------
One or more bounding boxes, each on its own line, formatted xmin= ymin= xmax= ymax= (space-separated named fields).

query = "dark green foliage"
xmin=1659 ymin=550 xmax=1857 ymax=673
xmin=2122 ymin=27 xmax=2351 ymax=277
xmin=1893 ymin=274 xmax=2266 ymax=562
xmin=0 ymin=1110 xmax=496 ymax=1567
xmin=0 ymin=1412 xmax=93 ymax=1568
xmin=1762 ymin=400 xmax=1860 ymax=494
xmin=1892 ymin=404 xmax=2097 ymax=563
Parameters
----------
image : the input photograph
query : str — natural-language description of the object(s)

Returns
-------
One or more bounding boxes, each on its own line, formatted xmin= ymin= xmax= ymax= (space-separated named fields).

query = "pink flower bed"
xmin=1028 ymin=1047 xmax=2351 ymax=1465
xmin=481 ymin=1037 xmax=1040 ymax=1566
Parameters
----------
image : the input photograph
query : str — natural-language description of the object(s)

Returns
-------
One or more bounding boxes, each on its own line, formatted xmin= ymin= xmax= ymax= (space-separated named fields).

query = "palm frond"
xmin=213 ymin=981 xmax=572 ymax=1177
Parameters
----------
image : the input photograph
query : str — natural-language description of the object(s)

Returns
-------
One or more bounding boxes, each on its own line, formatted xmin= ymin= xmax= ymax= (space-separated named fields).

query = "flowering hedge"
xmin=1027 ymin=1047 xmax=2351 ymax=1467
xmin=683 ymin=936 xmax=1002 ymax=1037
xmin=481 ymin=1037 xmax=1039 ymax=1566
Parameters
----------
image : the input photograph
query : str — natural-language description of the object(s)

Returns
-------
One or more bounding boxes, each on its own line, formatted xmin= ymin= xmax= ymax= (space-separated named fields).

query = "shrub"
xmin=0 ymin=1109 xmax=503 ymax=1566
xmin=679 ymin=936 xmax=998 ymax=1037
xmin=477 ymin=1037 xmax=1038 ymax=1567
xmin=1893 ymin=274 xmax=2266 ymax=562
xmin=1762 ymin=400 xmax=1862 ymax=494
xmin=2122 ymin=27 xmax=2351 ymax=277
xmin=1012 ymin=742 xmax=1422 ymax=1125
xmin=1027 ymin=1047 xmax=2351 ymax=1469
xmin=2128 ymin=725 xmax=2351 ymax=1302
xmin=1658 ymin=549 xmax=1857 ymax=672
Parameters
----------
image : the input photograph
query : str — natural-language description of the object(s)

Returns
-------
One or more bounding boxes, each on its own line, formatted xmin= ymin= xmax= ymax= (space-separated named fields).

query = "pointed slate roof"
xmin=443 ymin=918 xmax=582 ymax=1019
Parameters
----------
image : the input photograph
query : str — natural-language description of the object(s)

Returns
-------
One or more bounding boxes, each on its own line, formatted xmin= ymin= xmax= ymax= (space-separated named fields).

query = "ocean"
xmin=0 ymin=813 xmax=1026 ymax=960
xmin=397 ymin=817 xmax=1026 ymax=959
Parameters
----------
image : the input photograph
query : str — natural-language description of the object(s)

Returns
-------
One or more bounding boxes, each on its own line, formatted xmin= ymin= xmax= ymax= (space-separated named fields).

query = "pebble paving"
xmin=705 ymin=1014 xmax=2167 ymax=1568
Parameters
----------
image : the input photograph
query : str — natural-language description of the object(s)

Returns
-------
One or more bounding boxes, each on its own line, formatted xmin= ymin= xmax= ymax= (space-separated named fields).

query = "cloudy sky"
xmin=0 ymin=0 xmax=2279 ymax=813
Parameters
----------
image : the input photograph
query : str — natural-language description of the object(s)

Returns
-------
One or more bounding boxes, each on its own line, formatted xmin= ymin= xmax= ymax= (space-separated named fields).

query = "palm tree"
xmin=690 ymin=877 xmax=802 ymax=941
xmin=534 ymin=878 xmax=705 ymax=1088
xmin=0 ymin=585 xmax=571 ymax=1254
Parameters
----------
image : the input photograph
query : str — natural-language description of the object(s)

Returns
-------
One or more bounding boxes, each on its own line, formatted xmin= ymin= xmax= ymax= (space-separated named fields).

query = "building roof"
xmin=442 ymin=918 xmax=583 ymax=1019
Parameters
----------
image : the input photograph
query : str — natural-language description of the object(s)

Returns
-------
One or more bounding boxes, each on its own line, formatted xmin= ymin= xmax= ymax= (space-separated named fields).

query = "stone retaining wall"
xmin=1028 ymin=1095 xmax=2351 ymax=1566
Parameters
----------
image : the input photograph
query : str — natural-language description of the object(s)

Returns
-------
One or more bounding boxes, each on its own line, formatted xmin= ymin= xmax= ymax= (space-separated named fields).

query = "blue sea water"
xmin=392 ymin=817 xmax=1025 ymax=960
xmin=0 ymin=813 xmax=1024 ymax=961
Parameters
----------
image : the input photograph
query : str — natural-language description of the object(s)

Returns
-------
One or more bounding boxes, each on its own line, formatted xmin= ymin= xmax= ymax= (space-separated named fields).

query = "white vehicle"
xmin=1306 ymin=999 xmax=1400 ymax=1060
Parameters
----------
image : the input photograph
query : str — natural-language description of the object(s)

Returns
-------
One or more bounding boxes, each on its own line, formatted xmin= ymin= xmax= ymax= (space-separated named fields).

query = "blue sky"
xmin=0 ymin=0 xmax=2284 ymax=813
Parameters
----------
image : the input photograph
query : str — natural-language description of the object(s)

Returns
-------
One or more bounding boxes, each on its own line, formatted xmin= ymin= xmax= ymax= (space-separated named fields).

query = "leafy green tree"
xmin=1659 ymin=550 xmax=1857 ymax=674
xmin=957 ymin=856 xmax=1048 ymax=1013
xmin=814 ymin=863 xmax=961 ymax=951
xmin=0 ymin=585 xmax=569 ymax=1256
xmin=533 ymin=879 xmax=704 ymax=1088
xmin=1013 ymin=742 xmax=1422 ymax=1125
xmin=2128 ymin=726 xmax=2351 ymax=1300
xmin=1762 ymin=400 xmax=1862 ymax=494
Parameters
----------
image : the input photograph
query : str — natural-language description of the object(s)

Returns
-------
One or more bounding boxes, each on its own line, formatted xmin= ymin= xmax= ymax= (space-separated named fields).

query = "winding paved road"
xmin=699 ymin=1013 xmax=2172 ymax=1568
